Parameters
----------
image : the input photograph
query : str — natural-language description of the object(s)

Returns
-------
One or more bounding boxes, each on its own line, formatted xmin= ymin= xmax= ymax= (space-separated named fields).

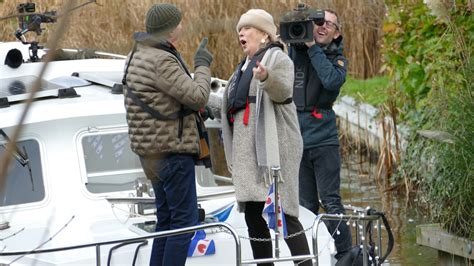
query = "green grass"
xmin=341 ymin=75 xmax=390 ymax=107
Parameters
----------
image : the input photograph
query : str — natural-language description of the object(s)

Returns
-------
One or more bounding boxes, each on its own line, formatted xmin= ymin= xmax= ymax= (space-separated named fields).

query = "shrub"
xmin=383 ymin=0 xmax=473 ymax=239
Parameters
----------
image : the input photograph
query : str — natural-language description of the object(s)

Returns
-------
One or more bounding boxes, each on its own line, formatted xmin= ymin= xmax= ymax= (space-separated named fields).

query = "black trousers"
xmin=299 ymin=146 xmax=352 ymax=259
xmin=244 ymin=201 xmax=312 ymax=266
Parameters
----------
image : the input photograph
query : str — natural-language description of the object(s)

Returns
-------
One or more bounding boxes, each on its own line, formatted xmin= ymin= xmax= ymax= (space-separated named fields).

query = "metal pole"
xmin=312 ymin=215 xmax=323 ymax=266
xmin=271 ymin=165 xmax=281 ymax=259
xmin=362 ymin=220 xmax=368 ymax=266
xmin=377 ymin=219 xmax=382 ymax=262
xmin=135 ymin=180 xmax=145 ymax=215
xmin=355 ymin=219 xmax=360 ymax=246
xmin=95 ymin=245 xmax=101 ymax=266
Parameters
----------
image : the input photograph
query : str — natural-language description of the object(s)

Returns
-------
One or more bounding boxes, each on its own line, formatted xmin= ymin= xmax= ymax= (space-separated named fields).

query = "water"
xmin=340 ymin=156 xmax=439 ymax=265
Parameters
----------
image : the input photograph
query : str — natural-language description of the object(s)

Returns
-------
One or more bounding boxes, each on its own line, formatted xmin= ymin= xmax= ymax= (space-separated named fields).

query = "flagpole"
xmin=271 ymin=165 xmax=281 ymax=259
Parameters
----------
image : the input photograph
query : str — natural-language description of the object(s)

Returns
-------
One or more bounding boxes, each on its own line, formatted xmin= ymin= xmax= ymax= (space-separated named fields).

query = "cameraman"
xmin=288 ymin=9 xmax=352 ymax=262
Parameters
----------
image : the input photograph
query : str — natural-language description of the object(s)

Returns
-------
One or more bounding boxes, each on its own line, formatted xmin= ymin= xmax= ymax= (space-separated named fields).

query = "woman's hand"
xmin=253 ymin=60 xmax=268 ymax=82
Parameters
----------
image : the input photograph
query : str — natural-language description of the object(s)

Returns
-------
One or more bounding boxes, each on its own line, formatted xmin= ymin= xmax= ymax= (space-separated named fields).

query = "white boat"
xmin=0 ymin=39 xmax=339 ymax=265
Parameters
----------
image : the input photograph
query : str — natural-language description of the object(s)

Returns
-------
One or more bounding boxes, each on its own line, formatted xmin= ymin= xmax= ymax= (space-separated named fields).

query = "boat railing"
xmin=238 ymin=213 xmax=390 ymax=266
xmin=0 ymin=222 xmax=241 ymax=266
xmin=312 ymin=212 xmax=394 ymax=266
xmin=0 ymin=212 xmax=391 ymax=266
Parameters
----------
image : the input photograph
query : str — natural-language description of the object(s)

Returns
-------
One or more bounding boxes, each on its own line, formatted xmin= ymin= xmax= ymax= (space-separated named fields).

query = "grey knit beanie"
xmin=145 ymin=3 xmax=182 ymax=35
xmin=236 ymin=9 xmax=277 ymax=41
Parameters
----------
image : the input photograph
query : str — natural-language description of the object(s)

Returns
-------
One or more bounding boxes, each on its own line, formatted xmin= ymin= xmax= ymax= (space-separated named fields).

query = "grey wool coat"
xmin=221 ymin=46 xmax=303 ymax=218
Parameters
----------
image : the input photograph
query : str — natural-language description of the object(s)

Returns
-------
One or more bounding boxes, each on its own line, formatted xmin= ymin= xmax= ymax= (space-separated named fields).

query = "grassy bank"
xmin=341 ymin=75 xmax=390 ymax=107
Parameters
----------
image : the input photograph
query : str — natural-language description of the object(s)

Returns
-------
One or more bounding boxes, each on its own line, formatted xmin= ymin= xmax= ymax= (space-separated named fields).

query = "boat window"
xmin=81 ymin=132 xmax=144 ymax=193
xmin=80 ymin=129 xmax=232 ymax=193
xmin=0 ymin=139 xmax=45 ymax=207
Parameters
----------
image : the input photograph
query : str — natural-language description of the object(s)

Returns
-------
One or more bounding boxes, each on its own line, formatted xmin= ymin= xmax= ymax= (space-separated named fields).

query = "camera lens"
xmin=289 ymin=23 xmax=306 ymax=39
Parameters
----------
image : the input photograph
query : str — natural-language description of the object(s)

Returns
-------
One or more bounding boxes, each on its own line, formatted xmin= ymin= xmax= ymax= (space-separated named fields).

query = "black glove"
xmin=200 ymin=106 xmax=215 ymax=121
xmin=194 ymin=37 xmax=213 ymax=68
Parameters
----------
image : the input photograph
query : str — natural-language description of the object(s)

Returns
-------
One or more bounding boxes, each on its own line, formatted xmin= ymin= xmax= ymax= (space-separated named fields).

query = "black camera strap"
xmin=367 ymin=209 xmax=394 ymax=263
xmin=122 ymin=44 xmax=136 ymax=86
xmin=290 ymin=45 xmax=312 ymax=111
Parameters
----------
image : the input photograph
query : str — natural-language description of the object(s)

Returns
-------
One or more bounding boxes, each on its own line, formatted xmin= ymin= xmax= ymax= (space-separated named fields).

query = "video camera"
xmin=16 ymin=2 xmax=57 ymax=36
xmin=12 ymin=2 xmax=57 ymax=62
xmin=280 ymin=3 xmax=325 ymax=44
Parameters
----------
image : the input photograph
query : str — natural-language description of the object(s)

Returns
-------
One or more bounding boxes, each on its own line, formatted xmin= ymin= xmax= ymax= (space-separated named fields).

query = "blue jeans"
xmin=298 ymin=146 xmax=352 ymax=259
xmin=140 ymin=154 xmax=198 ymax=266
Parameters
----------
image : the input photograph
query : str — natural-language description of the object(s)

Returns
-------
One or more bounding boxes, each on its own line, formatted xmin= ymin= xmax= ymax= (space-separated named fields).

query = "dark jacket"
xmin=289 ymin=38 xmax=347 ymax=149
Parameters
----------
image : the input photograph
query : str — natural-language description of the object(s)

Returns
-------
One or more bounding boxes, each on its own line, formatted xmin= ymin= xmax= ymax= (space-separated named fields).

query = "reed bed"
xmin=1 ymin=0 xmax=385 ymax=79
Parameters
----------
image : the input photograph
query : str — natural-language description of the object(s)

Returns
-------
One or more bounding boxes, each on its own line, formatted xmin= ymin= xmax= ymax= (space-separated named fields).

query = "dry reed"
xmin=1 ymin=0 xmax=385 ymax=79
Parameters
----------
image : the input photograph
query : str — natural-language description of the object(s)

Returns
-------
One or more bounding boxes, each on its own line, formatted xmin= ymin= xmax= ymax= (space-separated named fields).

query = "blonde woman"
xmin=221 ymin=9 xmax=311 ymax=266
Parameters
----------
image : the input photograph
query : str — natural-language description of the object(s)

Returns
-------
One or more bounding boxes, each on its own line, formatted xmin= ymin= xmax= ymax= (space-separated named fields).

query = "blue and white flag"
xmin=262 ymin=182 xmax=288 ymax=237
xmin=187 ymin=230 xmax=216 ymax=257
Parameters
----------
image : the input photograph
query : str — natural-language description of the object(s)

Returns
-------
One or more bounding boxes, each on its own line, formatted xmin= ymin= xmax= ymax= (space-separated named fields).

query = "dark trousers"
xmin=298 ymin=146 xmax=352 ymax=259
xmin=244 ymin=201 xmax=312 ymax=266
xmin=140 ymin=154 xmax=198 ymax=266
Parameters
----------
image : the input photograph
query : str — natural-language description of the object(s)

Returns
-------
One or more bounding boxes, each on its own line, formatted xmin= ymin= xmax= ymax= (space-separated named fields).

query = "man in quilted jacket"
xmin=123 ymin=3 xmax=213 ymax=266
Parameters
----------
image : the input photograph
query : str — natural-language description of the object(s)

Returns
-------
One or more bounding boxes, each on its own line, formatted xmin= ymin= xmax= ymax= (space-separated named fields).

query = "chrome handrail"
xmin=312 ymin=213 xmax=382 ymax=266
xmin=106 ymin=189 xmax=235 ymax=205
xmin=0 ymin=222 xmax=241 ymax=266
xmin=0 ymin=213 xmax=388 ymax=266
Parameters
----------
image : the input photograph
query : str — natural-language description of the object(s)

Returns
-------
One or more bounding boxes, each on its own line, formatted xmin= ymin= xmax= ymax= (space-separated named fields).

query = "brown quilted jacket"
xmin=124 ymin=42 xmax=211 ymax=157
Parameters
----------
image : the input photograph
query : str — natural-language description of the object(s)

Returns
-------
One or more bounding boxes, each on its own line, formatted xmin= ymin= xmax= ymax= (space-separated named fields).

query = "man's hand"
xmin=200 ymin=106 xmax=214 ymax=121
xmin=194 ymin=37 xmax=213 ymax=68
xmin=305 ymin=39 xmax=316 ymax=48
xmin=253 ymin=60 xmax=268 ymax=82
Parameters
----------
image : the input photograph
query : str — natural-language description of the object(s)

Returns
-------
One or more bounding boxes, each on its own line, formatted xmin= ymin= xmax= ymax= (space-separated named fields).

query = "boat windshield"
xmin=0 ymin=138 xmax=45 ymax=207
